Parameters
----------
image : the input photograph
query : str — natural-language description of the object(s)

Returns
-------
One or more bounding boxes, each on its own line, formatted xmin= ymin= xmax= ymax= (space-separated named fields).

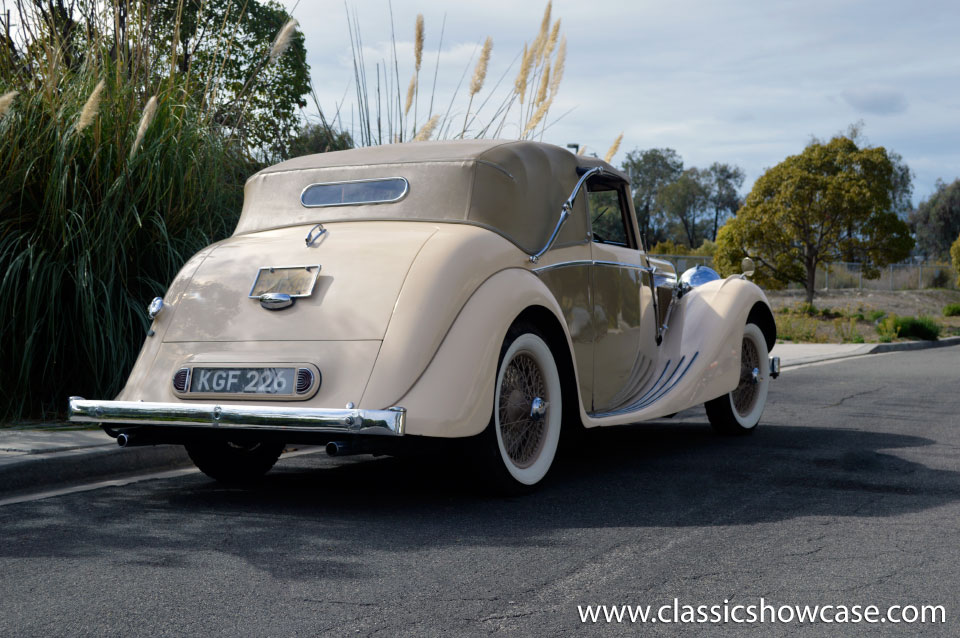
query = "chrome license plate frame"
xmin=248 ymin=265 xmax=321 ymax=299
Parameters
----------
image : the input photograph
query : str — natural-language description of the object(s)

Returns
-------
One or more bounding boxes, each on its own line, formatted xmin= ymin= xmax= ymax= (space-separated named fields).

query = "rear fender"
xmin=382 ymin=268 xmax=581 ymax=438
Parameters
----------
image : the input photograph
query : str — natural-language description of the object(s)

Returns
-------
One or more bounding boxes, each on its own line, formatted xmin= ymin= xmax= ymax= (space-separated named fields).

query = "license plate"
xmin=248 ymin=265 xmax=321 ymax=298
xmin=189 ymin=367 xmax=295 ymax=395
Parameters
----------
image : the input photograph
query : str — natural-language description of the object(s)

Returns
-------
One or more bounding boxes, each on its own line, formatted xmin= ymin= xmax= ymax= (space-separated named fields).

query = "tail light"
xmin=172 ymin=368 xmax=190 ymax=392
xmin=296 ymin=368 xmax=315 ymax=394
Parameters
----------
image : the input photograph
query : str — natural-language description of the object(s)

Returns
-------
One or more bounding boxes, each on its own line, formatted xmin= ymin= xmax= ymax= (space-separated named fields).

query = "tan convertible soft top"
xmin=235 ymin=139 xmax=627 ymax=255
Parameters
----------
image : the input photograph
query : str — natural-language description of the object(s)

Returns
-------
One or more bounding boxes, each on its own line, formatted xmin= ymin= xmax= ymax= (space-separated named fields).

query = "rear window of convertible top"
xmin=300 ymin=177 xmax=408 ymax=208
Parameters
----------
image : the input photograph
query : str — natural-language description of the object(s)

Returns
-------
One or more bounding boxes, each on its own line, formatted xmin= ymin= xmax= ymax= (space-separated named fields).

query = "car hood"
xmin=162 ymin=222 xmax=437 ymax=343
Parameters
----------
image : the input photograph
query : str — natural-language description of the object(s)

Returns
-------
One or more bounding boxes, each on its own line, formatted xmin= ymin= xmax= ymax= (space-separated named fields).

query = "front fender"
xmin=373 ymin=268 xmax=575 ymax=438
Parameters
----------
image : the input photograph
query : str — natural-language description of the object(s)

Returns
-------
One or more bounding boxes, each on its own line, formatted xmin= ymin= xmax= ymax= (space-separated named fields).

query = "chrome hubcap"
xmin=732 ymin=337 xmax=761 ymax=416
xmin=499 ymin=352 xmax=548 ymax=468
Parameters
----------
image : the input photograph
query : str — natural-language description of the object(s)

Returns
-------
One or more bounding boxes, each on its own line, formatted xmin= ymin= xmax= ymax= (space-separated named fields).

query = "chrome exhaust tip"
xmin=769 ymin=356 xmax=781 ymax=379
xmin=117 ymin=433 xmax=131 ymax=447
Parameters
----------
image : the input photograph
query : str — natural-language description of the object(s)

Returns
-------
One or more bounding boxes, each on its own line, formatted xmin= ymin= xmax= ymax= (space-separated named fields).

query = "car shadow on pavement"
xmin=2 ymin=420 xmax=956 ymax=581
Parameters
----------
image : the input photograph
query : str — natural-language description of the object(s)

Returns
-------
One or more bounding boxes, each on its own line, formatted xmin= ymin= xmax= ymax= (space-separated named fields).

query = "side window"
xmin=587 ymin=181 xmax=633 ymax=248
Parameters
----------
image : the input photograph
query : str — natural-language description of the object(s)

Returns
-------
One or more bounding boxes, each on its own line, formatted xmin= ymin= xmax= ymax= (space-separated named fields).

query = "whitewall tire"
xmin=483 ymin=327 xmax=563 ymax=490
xmin=705 ymin=322 xmax=770 ymax=434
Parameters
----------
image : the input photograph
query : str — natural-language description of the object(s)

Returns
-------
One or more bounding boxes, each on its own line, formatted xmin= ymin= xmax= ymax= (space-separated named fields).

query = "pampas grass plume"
xmin=535 ymin=65 xmax=549 ymax=106
xmin=414 ymin=14 xmax=425 ymax=71
xmin=130 ymin=96 xmax=158 ymax=159
xmin=269 ymin=19 xmax=299 ymax=65
xmin=0 ymin=90 xmax=19 ymax=118
xmin=470 ymin=37 xmax=493 ymax=97
xmin=522 ymin=96 xmax=552 ymax=138
xmin=77 ymin=80 xmax=105 ymax=132
xmin=549 ymin=36 xmax=566 ymax=96
xmin=544 ymin=19 xmax=560 ymax=59
xmin=413 ymin=114 xmax=440 ymax=141
xmin=514 ymin=44 xmax=532 ymax=104
xmin=534 ymin=2 xmax=552 ymax=62
xmin=605 ymin=133 xmax=623 ymax=163
xmin=405 ymin=75 xmax=416 ymax=115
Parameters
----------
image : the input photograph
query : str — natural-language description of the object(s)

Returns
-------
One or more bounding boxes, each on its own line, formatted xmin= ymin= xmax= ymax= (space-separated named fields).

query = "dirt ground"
xmin=764 ymin=288 xmax=960 ymax=343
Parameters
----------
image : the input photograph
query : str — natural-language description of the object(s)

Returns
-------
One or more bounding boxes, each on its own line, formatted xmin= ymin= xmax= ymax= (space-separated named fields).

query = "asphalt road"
xmin=2 ymin=348 xmax=959 ymax=637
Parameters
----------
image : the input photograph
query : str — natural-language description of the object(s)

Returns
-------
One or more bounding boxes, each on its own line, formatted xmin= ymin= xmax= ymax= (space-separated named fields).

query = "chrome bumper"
xmin=67 ymin=397 xmax=406 ymax=436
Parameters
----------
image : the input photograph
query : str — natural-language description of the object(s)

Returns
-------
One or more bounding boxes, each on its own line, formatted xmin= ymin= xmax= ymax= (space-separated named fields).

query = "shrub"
xmin=833 ymin=318 xmax=863 ymax=344
xmin=0 ymin=3 xmax=310 ymax=418
xmin=944 ymin=303 xmax=960 ymax=317
xmin=877 ymin=315 xmax=941 ymax=341
xmin=867 ymin=310 xmax=887 ymax=322
xmin=775 ymin=314 xmax=823 ymax=343
xmin=951 ymin=233 xmax=960 ymax=287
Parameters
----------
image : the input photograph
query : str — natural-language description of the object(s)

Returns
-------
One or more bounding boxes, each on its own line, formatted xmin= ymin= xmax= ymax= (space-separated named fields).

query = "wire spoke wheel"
xmin=488 ymin=327 xmax=563 ymax=489
xmin=498 ymin=352 xmax=548 ymax=468
xmin=732 ymin=335 xmax=761 ymax=416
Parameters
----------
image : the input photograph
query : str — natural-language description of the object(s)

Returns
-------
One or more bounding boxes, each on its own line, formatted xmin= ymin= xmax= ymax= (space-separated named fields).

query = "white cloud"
xmin=281 ymin=0 xmax=960 ymax=203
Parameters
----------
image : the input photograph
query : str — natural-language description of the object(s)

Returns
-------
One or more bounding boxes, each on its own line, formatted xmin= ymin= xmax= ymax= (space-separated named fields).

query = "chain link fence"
xmin=656 ymin=256 xmax=959 ymax=291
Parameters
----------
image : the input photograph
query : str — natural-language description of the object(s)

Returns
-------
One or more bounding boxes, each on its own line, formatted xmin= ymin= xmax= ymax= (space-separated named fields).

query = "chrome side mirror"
xmin=741 ymin=257 xmax=756 ymax=278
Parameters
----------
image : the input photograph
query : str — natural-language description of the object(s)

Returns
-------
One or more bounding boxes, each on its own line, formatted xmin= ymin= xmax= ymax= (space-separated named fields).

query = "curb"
xmin=0 ymin=442 xmax=192 ymax=497
xmin=780 ymin=335 xmax=960 ymax=368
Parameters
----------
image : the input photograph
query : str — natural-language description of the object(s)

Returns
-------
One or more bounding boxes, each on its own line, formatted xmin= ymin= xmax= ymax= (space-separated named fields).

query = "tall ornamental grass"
xmin=0 ymin=2 xmax=296 ymax=419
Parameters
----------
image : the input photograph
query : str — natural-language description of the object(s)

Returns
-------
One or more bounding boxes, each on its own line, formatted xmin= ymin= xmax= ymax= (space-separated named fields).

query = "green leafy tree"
xmin=908 ymin=178 xmax=960 ymax=260
xmin=658 ymin=167 xmax=710 ymax=248
xmin=706 ymin=162 xmax=745 ymax=241
xmin=286 ymin=121 xmax=354 ymax=159
xmin=951 ymin=233 xmax=960 ymax=287
xmin=147 ymin=0 xmax=311 ymax=162
xmin=714 ymin=135 xmax=914 ymax=303
xmin=621 ymin=148 xmax=683 ymax=248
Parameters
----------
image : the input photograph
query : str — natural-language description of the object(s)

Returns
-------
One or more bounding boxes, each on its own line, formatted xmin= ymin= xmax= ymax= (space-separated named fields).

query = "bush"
xmin=775 ymin=314 xmax=823 ymax=343
xmin=876 ymin=315 xmax=941 ymax=341
xmin=867 ymin=310 xmax=887 ymax=322
xmin=944 ymin=304 xmax=960 ymax=317
xmin=952 ymin=233 xmax=960 ymax=287
xmin=0 ymin=3 xmax=309 ymax=418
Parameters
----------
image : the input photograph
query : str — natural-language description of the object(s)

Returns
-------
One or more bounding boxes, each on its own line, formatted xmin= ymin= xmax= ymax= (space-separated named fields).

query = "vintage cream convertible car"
xmin=69 ymin=140 xmax=779 ymax=489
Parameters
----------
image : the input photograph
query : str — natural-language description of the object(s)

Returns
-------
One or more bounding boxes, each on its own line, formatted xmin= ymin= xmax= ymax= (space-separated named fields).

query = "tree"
xmin=714 ymin=135 xmax=914 ymax=303
xmin=286 ymin=121 xmax=354 ymax=159
xmin=706 ymin=162 xmax=745 ymax=240
xmin=621 ymin=148 xmax=683 ymax=247
xmin=147 ymin=0 xmax=311 ymax=162
xmin=908 ymin=178 xmax=960 ymax=260
xmin=952 ymin=233 xmax=960 ymax=288
xmin=658 ymin=167 xmax=710 ymax=248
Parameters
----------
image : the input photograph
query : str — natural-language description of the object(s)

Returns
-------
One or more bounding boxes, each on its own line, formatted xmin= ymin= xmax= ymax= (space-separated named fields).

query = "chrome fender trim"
xmin=68 ymin=397 xmax=406 ymax=436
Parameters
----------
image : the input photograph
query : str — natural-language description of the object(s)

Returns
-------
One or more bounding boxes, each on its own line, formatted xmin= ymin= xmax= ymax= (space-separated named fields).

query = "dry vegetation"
xmin=766 ymin=289 xmax=960 ymax=343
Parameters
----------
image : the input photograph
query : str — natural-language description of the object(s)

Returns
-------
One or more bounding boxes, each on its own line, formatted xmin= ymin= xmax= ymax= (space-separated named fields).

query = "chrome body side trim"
xmin=530 ymin=166 xmax=606 ymax=263
xmin=531 ymin=258 xmax=654 ymax=274
xmin=68 ymin=397 xmax=406 ymax=436
xmin=299 ymin=176 xmax=410 ymax=208
xmin=589 ymin=352 xmax=700 ymax=418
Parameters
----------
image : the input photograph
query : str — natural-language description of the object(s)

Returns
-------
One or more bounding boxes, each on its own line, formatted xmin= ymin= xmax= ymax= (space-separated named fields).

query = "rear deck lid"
xmin=163 ymin=222 xmax=436 ymax=342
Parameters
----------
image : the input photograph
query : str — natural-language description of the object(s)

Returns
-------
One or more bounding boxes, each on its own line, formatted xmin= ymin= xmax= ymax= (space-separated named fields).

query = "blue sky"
xmin=282 ymin=0 xmax=960 ymax=205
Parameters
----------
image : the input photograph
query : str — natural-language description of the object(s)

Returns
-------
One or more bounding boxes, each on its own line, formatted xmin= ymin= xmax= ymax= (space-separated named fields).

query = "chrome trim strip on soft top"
xmin=68 ymin=397 xmax=406 ymax=436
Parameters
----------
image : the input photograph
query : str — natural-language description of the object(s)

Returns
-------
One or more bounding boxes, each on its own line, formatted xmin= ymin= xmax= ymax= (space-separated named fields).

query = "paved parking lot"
xmin=1 ymin=347 xmax=957 ymax=636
